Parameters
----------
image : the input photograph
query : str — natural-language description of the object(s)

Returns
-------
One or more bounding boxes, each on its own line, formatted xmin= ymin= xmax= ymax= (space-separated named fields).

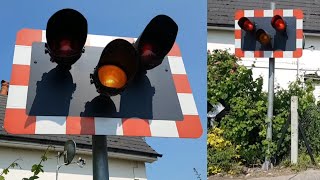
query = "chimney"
xmin=0 ymin=80 xmax=9 ymax=95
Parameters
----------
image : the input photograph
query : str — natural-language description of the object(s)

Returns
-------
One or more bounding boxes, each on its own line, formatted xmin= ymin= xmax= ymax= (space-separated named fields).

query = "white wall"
xmin=0 ymin=146 xmax=147 ymax=180
xmin=207 ymin=28 xmax=320 ymax=100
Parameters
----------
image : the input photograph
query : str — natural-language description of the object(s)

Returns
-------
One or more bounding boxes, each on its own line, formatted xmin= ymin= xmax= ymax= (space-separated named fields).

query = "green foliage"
xmin=280 ymin=152 xmax=317 ymax=172
xmin=207 ymin=49 xmax=319 ymax=172
xmin=207 ymin=49 xmax=264 ymax=106
xmin=22 ymin=146 xmax=52 ymax=180
xmin=1 ymin=146 xmax=52 ymax=180
xmin=299 ymin=104 xmax=320 ymax=155
xmin=208 ymin=49 xmax=267 ymax=165
xmin=0 ymin=159 xmax=22 ymax=180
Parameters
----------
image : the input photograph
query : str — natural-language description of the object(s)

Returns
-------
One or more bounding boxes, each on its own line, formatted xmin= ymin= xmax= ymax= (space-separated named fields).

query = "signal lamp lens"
xmin=243 ymin=20 xmax=254 ymax=32
xmin=271 ymin=15 xmax=286 ymax=31
xmin=274 ymin=19 xmax=286 ymax=31
xmin=256 ymin=30 xmax=271 ymax=46
xmin=238 ymin=17 xmax=255 ymax=32
xmin=141 ymin=44 xmax=156 ymax=58
xmin=56 ymin=39 xmax=78 ymax=56
xmin=60 ymin=40 xmax=72 ymax=51
xmin=98 ymin=65 xmax=127 ymax=89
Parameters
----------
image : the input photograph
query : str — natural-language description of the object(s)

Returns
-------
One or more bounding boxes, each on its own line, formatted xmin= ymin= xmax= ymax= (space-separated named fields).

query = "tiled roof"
xmin=208 ymin=0 xmax=320 ymax=33
xmin=0 ymin=94 xmax=161 ymax=158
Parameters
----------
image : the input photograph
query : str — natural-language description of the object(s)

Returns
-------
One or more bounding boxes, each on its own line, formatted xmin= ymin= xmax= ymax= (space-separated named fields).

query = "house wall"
xmin=0 ymin=146 xmax=147 ymax=180
xmin=208 ymin=28 xmax=320 ymax=100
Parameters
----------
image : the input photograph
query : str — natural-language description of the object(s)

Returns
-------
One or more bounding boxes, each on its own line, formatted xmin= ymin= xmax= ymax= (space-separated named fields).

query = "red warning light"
xmin=141 ymin=44 xmax=156 ymax=58
xmin=60 ymin=40 xmax=72 ymax=51
xmin=271 ymin=15 xmax=286 ymax=31
xmin=238 ymin=17 xmax=255 ymax=32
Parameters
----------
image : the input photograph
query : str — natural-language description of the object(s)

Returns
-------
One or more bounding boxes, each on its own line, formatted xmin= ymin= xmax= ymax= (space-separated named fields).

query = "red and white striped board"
xmin=4 ymin=29 xmax=203 ymax=138
xmin=234 ymin=9 xmax=303 ymax=58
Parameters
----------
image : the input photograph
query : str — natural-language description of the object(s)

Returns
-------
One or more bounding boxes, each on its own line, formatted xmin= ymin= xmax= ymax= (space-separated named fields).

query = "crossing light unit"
xmin=90 ymin=39 xmax=139 ymax=96
xmin=134 ymin=15 xmax=178 ymax=71
xmin=45 ymin=8 xmax=88 ymax=69
xmin=235 ymin=9 xmax=304 ymax=58
xmin=6 ymin=10 xmax=203 ymax=138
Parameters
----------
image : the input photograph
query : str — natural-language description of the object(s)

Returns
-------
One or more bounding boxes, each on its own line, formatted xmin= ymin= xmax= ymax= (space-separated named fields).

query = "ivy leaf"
xmin=41 ymin=155 xmax=47 ymax=162
xmin=31 ymin=165 xmax=38 ymax=172
xmin=2 ymin=169 xmax=9 ymax=175
xmin=28 ymin=176 xmax=39 ymax=180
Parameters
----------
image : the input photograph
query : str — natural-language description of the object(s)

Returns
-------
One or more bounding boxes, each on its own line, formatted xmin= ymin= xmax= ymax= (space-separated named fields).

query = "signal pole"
xmin=263 ymin=2 xmax=276 ymax=171
xmin=92 ymin=135 xmax=109 ymax=180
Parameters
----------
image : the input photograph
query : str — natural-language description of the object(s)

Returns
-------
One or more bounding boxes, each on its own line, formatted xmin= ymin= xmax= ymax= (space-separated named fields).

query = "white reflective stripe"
xmin=264 ymin=10 xmax=273 ymax=17
xmin=244 ymin=10 xmax=254 ymax=17
xmin=35 ymin=116 xmax=66 ymax=134
xmin=235 ymin=20 xmax=240 ymax=30
xmin=177 ymin=93 xmax=198 ymax=115
xmin=296 ymin=19 xmax=303 ymax=29
xmin=94 ymin=117 xmax=123 ymax=135
xmin=85 ymin=34 xmax=90 ymax=46
xmin=168 ymin=56 xmax=186 ymax=74
xmin=41 ymin=30 xmax=46 ymax=42
xmin=6 ymin=85 xmax=28 ymax=109
xmin=296 ymin=39 xmax=303 ymax=48
xmin=87 ymin=34 xmax=114 ymax=47
xmin=112 ymin=36 xmax=135 ymax=43
xmin=283 ymin=10 xmax=293 ymax=17
xmin=13 ymin=45 xmax=32 ymax=65
xmin=284 ymin=51 xmax=293 ymax=58
xmin=149 ymin=120 xmax=179 ymax=137
xmin=264 ymin=51 xmax=274 ymax=57
xmin=244 ymin=51 xmax=254 ymax=58
xmin=235 ymin=39 xmax=241 ymax=48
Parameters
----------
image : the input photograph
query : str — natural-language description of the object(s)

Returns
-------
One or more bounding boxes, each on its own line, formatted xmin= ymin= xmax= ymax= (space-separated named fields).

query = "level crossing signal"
xmin=45 ymin=8 xmax=178 ymax=96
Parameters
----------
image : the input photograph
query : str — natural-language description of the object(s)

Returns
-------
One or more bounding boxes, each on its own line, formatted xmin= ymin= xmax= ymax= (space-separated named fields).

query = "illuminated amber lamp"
xmin=90 ymin=39 xmax=139 ymax=96
xmin=98 ymin=65 xmax=127 ymax=89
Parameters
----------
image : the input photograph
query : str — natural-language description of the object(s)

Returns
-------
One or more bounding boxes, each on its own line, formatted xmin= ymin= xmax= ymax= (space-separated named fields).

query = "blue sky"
xmin=0 ymin=1 xmax=207 ymax=179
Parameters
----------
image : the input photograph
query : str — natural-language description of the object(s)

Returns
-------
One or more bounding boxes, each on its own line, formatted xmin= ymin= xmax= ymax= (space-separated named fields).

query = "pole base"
xmin=262 ymin=160 xmax=273 ymax=171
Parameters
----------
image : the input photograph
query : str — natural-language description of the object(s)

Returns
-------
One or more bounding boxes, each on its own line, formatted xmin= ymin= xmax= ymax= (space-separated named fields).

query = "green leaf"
xmin=31 ymin=165 xmax=38 ymax=172
xmin=41 ymin=155 xmax=48 ymax=162
xmin=29 ymin=176 xmax=39 ymax=180
xmin=2 ymin=169 xmax=9 ymax=175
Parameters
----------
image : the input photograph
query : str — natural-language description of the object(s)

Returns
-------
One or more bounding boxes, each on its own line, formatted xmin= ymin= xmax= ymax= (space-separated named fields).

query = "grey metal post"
xmin=56 ymin=152 xmax=60 ymax=180
xmin=92 ymin=135 xmax=109 ymax=180
xmin=291 ymin=96 xmax=298 ymax=164
xmin=262 ymin=2 xmax=276 ymax=171
xmin=263 ymin=57 xmax=275 ymax=170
